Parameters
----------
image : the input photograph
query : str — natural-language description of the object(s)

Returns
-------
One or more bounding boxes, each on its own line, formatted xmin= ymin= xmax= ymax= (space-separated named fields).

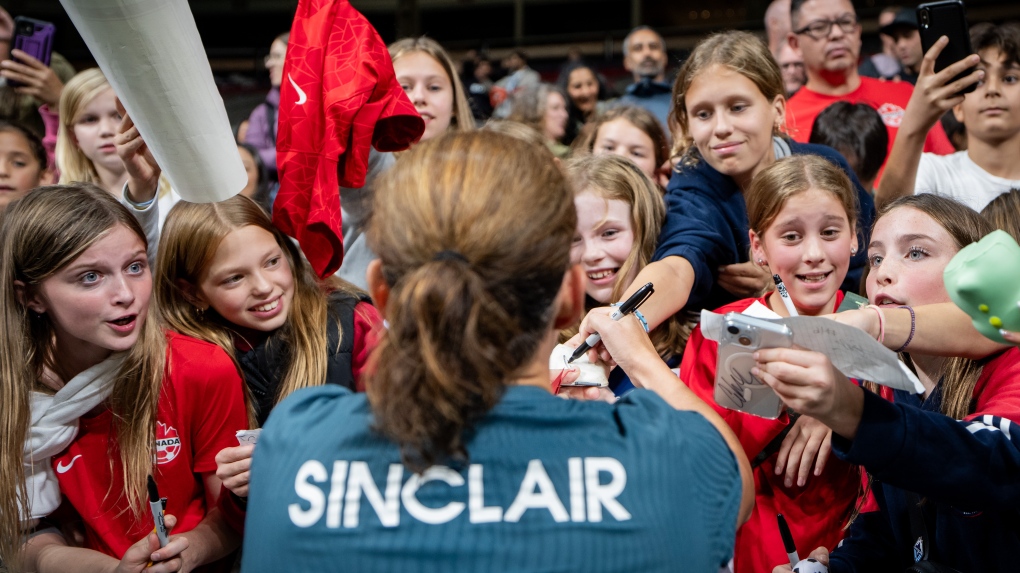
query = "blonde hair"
xmin=574 ymin=105 xmax=670 ymax=172
xmin=0 ymin=185 xmax=166 ymax=569
xmin=746 ymin=155 xmax=858 ymax=237
xmin=365 ymin=131 xmax=574 ymax=472
xmin=563 ymin=154 xmax=693 ymax=358
xmin=669 ymin=31 xmax=785 ymax=166
xmin=155 ymin=195 xmax=357 ymax=426
xmin=56 ymin=69 xmax=173 ymax=199
xmin=56 ymin=68 xmax=111 ymax=185
xmin=481 ymin=119 xmax=549 ymax=150
xmin=389 ymin=37 xmax=476 ymax=133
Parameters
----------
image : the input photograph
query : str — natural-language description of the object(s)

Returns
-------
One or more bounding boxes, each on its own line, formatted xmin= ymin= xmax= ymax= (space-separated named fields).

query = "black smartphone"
xmin=917 ymin=0 xmax=976 ymax=95
xmin=10 ymin=17 xmax=55 ymax=87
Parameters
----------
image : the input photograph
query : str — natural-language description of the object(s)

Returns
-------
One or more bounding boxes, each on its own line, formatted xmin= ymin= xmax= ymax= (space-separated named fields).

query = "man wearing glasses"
xmin=784 ymin=0 xmax=953 ymax=182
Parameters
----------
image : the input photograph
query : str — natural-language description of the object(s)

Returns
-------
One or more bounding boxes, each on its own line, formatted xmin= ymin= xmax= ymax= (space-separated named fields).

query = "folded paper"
xmin=60 ymin=0 xmax=246 ymax=203
xmin=701 ymin=309 xmax=924 ymax=394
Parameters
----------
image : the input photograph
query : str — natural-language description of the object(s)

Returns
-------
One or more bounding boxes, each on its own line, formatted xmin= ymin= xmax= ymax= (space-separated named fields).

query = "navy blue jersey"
xmin=242 ymin=385 xmax=742 ymax=572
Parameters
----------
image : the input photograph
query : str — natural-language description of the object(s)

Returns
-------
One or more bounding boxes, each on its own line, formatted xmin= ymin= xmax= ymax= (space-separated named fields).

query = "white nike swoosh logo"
xmin=288 ymin=73 xmax=307 ymax=105
xmin=56 ymin=454 xmax=82 ymax=474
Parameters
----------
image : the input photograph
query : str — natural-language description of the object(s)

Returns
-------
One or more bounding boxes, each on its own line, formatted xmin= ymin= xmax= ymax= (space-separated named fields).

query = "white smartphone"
xmin=714 ymin=313 xmax=793 ymax=419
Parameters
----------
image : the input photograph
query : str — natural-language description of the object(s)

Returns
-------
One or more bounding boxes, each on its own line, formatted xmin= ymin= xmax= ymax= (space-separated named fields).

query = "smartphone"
xmin=714 ymin=313 xmax=793 ymax=419
xmin=917 ymin=0 xmax=976 ymax=95
xmin=10 ymin=17 xmax=55 ymax=87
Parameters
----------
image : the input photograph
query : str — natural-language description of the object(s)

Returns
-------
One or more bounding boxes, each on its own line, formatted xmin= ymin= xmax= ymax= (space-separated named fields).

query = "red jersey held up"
xmin=785 ymin=76 xmax=955 ymax=185
xmin=52 ymin=333 xmax=248 ymax=572
xmin=680 ymin=293 xmax=862 ymax=573
xmin=274 ymin=0 xmax=424 ymax=279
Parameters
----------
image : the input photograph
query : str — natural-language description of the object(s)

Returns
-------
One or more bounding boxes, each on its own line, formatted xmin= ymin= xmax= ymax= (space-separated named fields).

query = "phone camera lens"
xmin=738 ymin=336 xmax=752 ymax=346
xmin=19 ymin=23 xmax=33 ymax=35
xmin=727 ymin=325 xmax=739 ymax=335
xmin=919 ymin=9 xmax=929 ymax=28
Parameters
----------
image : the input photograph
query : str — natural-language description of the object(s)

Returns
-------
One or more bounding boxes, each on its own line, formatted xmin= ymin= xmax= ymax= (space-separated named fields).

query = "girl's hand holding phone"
xmin=751 ymin=348 xmax=865 ymax=440
xmin=0 ymin=49 xmax=64 ymax=107
xmin=115 ymin=513 xmax=189 ymax=573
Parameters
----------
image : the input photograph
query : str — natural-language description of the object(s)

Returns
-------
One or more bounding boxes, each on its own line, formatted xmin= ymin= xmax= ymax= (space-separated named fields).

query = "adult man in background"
xmin=618 ymin=26 xmax=672 ymax=129
xmin=785 ymin=0 xmax=953 ymax=182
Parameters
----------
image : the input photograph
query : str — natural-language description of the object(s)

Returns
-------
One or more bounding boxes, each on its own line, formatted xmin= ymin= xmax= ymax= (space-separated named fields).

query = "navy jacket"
xmin=828 ymin=350 xmax=1020 ymax=572
xmin=653 ymin=141 xmax=875 ymax=313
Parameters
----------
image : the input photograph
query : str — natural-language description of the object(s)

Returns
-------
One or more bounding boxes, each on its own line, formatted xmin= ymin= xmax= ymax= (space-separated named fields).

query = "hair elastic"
xmin=894 ymin=305 xmax=916 ymax=353
xmin=433 ymin=250 xmax=468 ymax=263
xmin=865 ymin=304 xmax=885 ymax=344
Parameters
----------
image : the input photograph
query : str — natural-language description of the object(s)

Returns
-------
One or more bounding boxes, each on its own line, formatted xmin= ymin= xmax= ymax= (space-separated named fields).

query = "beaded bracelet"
xmin=894 ymin=305 xmax=916 ymax=353
xmin=865 ymin=304 xmax=886 ymax=343
xmin=633 ymin=309 xmax=650 ymax=333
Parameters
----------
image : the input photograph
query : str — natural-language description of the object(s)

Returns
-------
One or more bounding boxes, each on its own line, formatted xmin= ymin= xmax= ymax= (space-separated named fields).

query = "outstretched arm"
xmin=876 ymin=37 xmax=982 ymax=208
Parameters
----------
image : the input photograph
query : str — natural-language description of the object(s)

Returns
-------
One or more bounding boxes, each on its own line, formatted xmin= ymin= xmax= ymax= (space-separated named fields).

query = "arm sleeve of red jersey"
xmin=188 ymin=347 xmax=249 ymax=474
xmin=351 ymin=301 xmax=383 ymax=392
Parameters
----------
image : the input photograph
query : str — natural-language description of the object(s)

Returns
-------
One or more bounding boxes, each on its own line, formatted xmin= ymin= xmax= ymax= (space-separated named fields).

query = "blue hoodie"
xmin=653 ymin=140 xmax=875 ymax=313
xmin=828 ymin=348 xmax=1020 ymax=572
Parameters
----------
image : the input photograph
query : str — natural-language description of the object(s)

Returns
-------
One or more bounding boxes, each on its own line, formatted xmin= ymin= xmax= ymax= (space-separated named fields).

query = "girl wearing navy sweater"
xmin=591 ymin=31 xmax=875 ymax=335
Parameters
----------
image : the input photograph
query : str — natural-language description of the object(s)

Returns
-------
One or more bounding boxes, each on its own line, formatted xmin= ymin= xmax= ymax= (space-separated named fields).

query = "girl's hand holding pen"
xmin=115 ymin=514 xmax=189 ymax=573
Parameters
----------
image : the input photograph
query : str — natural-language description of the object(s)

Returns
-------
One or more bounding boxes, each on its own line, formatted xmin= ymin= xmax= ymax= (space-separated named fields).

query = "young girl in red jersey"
xmin=679 ymin=154 xmax=862 ymax=573
xmin=1 ymin=184 xmax=246 ymax=573
xmin=153 ymin=195 xmax=382 ymax=498
xmin=768 ymin=196 xmax=1020 ymax=572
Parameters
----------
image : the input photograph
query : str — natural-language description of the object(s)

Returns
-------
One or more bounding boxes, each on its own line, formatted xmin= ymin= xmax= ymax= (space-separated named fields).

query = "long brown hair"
xmin=746 ymin=154 xmax=858 ymax=238
xmin=365 ymin=131 xmax=575 ymax=472
xmin=0 ymin=184 xmax=165 ymax=569
xmin=878 ymin=194 xmax=993 ymax=419
xmin=669 ymin=31 xmax=785 ymax=167
xmin=562 ymin=154 xmax=694 ymax=358
xmin=980 ymin=188 xmax=1020 ymax=244
xmin=154 ymin=195 xmax=357 ymax=426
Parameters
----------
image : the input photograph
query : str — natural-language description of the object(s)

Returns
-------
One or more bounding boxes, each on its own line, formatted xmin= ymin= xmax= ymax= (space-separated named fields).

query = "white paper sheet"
xmin=549 ymin=343 xmax=609 ymax=387
xmin=60 ymin=0 xmax=246 ymax=203
xmin=701 ymin=309 xmax=924 ymax=394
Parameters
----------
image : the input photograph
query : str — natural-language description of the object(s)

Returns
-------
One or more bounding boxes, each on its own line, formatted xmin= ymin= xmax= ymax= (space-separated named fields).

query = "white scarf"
xmin=20 ymin=353 xmax=124 ymax=525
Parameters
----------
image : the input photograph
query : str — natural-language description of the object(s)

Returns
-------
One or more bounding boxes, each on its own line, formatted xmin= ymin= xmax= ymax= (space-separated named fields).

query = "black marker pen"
xmin=148 ymin=475 xmax=169 ymax=548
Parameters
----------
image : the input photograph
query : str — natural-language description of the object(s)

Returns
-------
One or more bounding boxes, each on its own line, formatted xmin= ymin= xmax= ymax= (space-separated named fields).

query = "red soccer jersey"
xmin=52 ymin=333 xmax=247 ymax=571
xmin=680 ymin=293 xmax=862 ymax=573
xmin=785 ymin=77 xmax=955 ymax=185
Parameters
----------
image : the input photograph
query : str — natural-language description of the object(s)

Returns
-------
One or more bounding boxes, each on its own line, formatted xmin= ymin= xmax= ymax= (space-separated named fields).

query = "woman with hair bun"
xmin=242 ymin=131 xmax=752 ymax=573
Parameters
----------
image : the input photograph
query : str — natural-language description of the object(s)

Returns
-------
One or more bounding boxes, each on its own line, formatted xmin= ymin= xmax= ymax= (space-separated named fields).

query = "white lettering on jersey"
xmin=568 ymin=457 xmax=586 ymax=522
xmin=289 ymin=460 xmax=327 ymax=527
xmin=287 ymin=457 xmax=630 ymax=528
xmin=468 ymin=464 xmax=502 ymax=523
xmin=343 ymin=462 xmax=402 ymax=528
xmin=584 ymin=457 xmax=631 ymax=522
xmin=504 ymin=459 xmax=569 ymax=523
xmin=402 ymin=466 xmax=465 ymax=524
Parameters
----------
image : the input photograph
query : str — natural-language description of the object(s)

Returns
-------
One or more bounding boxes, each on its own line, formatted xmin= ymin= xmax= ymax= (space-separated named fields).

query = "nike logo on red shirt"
xmin=56 ymin=454 xmax=82 ymax=474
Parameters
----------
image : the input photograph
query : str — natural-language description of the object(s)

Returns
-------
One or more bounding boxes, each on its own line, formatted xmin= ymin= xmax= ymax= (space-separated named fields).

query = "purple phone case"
xmin=10 ymin=17 xmax=55 ymax=86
